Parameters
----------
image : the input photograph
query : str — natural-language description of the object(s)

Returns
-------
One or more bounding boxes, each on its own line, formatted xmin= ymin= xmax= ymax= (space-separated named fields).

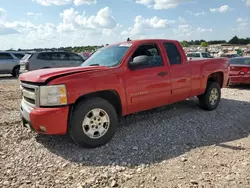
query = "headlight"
xmin=40 ymin=85 xmax=67 ymax=106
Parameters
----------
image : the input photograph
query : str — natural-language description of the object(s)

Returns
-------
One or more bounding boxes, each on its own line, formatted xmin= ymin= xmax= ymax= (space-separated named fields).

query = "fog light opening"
xmin=39 ymin=126 xmax=47 ymax=133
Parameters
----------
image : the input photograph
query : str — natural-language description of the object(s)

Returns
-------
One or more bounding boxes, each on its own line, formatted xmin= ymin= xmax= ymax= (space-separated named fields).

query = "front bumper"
xmin=20 ymin=100 xmax=69 ymax=135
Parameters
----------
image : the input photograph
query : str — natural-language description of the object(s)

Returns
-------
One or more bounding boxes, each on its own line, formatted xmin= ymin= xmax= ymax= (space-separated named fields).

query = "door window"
xmin=130 ymin=43 xmax=163 ymax=69
xmin=163 ymin=43 xmax=181 ymax=65
xmin=0 ymin=53 xmax=14 ymax=60
xmin=13 ymin=53 xmax=25 ymax=59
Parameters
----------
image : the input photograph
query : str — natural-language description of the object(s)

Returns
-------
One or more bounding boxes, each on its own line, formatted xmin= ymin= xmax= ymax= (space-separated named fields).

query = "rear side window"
xmin=51 ymin=52 xmax=70 ymax=61
xmin=187 ymin=53 xmax=200 ymax=57
xmin=202 ymin=53 xmax=213 ymax=58
xmin=232 ymin=54 xmax=240 ymax=58
xmin=193 ymin=53 xmax=201 ymax=57
xmin=0 ymin=53 xmax=13 ymax=60
xmin=163 ymin=43 xmax=181 ymax=65
xmin=14 ymin=53 xmax=25 ymax=59
xmin=68 ymin=53 xmax=83 ymax=61
xmin=37 ymin=53 xmax=52 ymax=60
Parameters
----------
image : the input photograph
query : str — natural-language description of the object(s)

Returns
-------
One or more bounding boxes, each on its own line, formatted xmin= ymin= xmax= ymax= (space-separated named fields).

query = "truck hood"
xmin=19 ymin=66 xmax=108 ymax=83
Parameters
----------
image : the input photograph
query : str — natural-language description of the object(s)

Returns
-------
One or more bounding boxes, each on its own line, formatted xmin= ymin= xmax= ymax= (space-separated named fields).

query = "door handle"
xmin=157 ymin=72 xmax=168 ymax=77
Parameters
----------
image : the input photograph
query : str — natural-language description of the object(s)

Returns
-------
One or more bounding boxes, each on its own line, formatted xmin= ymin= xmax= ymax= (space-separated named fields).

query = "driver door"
xmin=124 ymin=43 xmax=171 ymax=114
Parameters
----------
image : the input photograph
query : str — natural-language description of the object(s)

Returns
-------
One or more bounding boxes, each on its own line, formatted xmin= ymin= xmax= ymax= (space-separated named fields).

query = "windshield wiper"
xmin=89 ymin=64 xmax=100 ymax=66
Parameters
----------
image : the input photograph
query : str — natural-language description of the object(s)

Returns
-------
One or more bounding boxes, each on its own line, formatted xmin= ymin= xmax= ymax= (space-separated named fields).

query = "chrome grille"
xmin=20 ymin=82 xmax=40 ymax=108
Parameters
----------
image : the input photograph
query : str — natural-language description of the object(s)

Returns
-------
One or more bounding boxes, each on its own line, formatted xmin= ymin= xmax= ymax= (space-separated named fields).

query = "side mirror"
xmin=128 ymin=55 xmax=149 ymax=69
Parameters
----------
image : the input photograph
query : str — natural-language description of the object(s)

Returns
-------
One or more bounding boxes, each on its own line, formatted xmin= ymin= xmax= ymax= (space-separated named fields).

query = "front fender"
xmin=48 ymin=69 xmax=128 ymax=115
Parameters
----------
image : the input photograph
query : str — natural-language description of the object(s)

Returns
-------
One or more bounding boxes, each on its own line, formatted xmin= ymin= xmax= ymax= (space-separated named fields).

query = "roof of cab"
xmin=105 ymin=39 xmax=179 ymax=48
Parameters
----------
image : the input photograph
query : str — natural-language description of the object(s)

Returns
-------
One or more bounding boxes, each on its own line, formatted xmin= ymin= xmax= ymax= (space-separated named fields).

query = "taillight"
xmin=239 ymin=67 xmax=249 ymax=75
xmin=230 ymin=66 xmax=250 ymax=75
xmin=25 ymin=61 xmax=30 ymax=70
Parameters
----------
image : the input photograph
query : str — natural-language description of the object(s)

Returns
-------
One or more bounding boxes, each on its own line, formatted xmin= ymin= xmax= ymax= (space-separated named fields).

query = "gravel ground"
xmin=0 ymin=75 xmax=250 ymax=188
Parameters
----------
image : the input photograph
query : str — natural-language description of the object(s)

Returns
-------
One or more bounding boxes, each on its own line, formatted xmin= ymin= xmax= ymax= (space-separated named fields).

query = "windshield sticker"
xmin=119 ymin=43 xmax=132 ymax=47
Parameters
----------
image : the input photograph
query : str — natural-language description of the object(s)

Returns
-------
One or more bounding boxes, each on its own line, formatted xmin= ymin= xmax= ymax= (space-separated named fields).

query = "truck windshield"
xmin=81 ymin=44 xmax=131 ymax=67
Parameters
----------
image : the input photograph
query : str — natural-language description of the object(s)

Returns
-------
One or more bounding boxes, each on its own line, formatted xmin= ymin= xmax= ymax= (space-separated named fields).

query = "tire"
xmin=198 ymin=82 xmax=221 ymax=111
xmin=11 ymin=66 xmax=20 ymax=78
xmin=69 ymin=97 xmax=118 ymax=148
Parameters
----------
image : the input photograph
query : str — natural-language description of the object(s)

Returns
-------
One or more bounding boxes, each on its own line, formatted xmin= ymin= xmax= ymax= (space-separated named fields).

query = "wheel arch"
xmin=12 ymin=65 xmax=20 ymax=71
xmin=207 ymin=71 xmax=224 ymax=88
xmin=12 ymin=65 xmax=20 ymax=76
xmin=71 ymin=90 xmax=123 ymax=118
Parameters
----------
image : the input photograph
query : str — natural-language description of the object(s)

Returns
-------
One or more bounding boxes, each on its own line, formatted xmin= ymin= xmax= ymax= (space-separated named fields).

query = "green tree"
xmin=180 ymin=41 xmax=189 ymax=47
xmin=201 ymin=42 xmax=209 ymax=47
xmin=229 ymin=36 xmax=239 ymax=44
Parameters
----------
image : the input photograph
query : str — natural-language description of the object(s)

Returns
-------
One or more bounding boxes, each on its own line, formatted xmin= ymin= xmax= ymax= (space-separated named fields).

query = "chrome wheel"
xmin=82 ymin=108 xmax=110 ymax=139
xmin=209 ymin=88 xmax=219 ymax=105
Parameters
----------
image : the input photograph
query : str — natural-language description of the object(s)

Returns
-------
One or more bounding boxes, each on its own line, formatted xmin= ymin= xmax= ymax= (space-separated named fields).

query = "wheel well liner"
xmin=12 ymin=65 xmax=20 ymax=71
xmin=207 ymin=72 xmax=224 ymax=88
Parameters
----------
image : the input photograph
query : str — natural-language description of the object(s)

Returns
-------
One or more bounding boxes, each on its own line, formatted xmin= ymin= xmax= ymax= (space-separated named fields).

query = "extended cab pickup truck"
xmin=19 ymin=39 xmax=229 ymax=148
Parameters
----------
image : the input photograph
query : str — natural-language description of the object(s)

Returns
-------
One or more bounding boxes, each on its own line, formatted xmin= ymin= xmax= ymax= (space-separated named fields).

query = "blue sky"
xmin=0 ymin=0 xmax=249 ymax=50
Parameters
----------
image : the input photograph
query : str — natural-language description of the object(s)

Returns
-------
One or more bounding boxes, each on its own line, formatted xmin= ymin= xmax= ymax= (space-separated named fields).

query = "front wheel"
xmin=69 ymin=98 xmax=118 ymax=148
xmin=198 ymin=82 xmax=221 ymax=111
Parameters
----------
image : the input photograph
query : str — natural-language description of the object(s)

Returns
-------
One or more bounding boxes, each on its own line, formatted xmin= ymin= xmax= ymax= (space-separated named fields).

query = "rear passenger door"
xmin=0 ymin=53 xmax=15 ymax=72
xmin=36 ymin=52 xmax=53 ymax=69
xmin=162 ymin=42 xmax=191 ymax=102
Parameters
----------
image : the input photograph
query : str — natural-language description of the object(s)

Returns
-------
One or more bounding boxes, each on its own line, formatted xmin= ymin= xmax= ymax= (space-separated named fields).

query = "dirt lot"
xmin=0 ymin=75 xmax=250 ymax=188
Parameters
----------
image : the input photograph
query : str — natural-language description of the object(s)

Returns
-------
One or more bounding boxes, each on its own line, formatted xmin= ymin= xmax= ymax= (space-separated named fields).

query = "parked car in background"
xmin=0 ymin=51 xmax=25 ymax=77
xmin=19 ymin=39 xmax=229 ymax=148
xmin=220 ymin=54 xmax=240 ymax=58
xmin=228 ymin=57 xmax=250 ymax=86
xmin=186 ymin=52 xmax=213 ymax=59
xmin=78 ymin=52 xmax=91 ymax=61
xmin=19 ymin=51 xmax=85 ymax=74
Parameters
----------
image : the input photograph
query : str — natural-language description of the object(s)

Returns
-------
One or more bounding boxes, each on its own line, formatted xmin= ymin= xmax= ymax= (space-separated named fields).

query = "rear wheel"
xmin=69 ymin=98 xmax=118 ymax=148
xmin=11 ymin=66 xmax=20 ymax=78
xmin=198 ymin=82 xmax=221 ymax=111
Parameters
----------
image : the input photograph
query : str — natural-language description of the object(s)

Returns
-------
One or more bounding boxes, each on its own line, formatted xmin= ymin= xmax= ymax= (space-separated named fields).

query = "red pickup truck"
xmin=19 ymin=39 xmax=229 ymax=148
